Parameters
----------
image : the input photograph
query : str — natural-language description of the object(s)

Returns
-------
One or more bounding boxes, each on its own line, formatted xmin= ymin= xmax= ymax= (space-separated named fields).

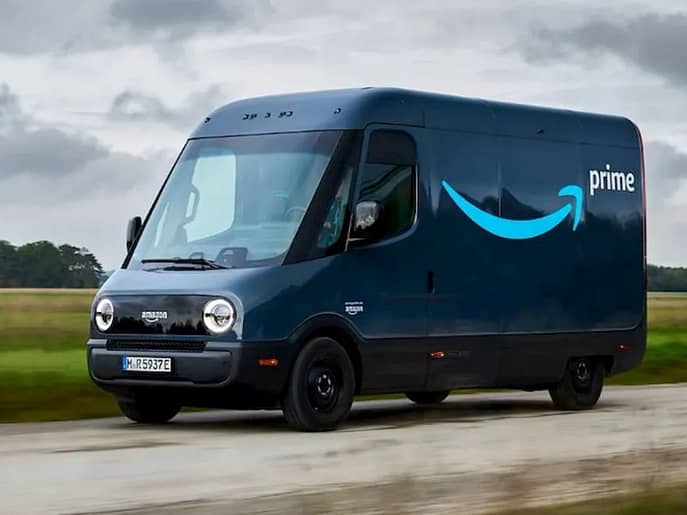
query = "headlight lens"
xmin=203 ymin=299 xmax=235 ymax=334
xmin=94 ymin=298 xmax=114 ymax=332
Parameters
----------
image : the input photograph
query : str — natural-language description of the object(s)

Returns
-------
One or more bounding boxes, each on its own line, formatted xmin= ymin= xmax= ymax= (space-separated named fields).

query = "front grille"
xmin=106 ymin=340 xmax=206 ymax=353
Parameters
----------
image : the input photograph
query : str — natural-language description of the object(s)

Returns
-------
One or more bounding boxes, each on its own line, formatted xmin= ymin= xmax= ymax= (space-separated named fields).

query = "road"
xmin=1 ymin=385 xmax=686 ymax=514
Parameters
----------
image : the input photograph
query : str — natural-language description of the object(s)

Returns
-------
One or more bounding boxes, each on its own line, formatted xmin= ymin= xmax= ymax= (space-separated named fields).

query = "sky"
xmin=0 ymin=0 xmax=686 ymax=269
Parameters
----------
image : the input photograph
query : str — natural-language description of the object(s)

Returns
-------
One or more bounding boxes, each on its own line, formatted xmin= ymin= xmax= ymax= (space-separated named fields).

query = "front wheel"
xmin=282 ymin=337 xmax=355 ymax=431
xmin=549 ymin=358 xmax=604 ymax=410
xmin=117 ymin=396 xmax=180 ymax=424
xmin=405 ymin=390 xmax=450 ymax=405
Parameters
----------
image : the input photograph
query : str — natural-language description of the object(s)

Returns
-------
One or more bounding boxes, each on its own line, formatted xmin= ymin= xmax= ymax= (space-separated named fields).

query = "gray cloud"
xmin=0 ymin=128 xmax=108 ymax=178
xmin=0 ymin=0 xmax=540 ymax=58
xmin=109 ymin=91 xmax=169 ymax=121
xmin=109 ymin=0 xmax=237 ymax=35
xmin=522 ymin=13 xmax=687 ymax=87
xmin=0 ymin=84 xmax=25 ymax=128
xmin=108 ymin=85 xmax=227 ymax=130
xmin=0 ymin=84 xmax=108 ymax=177
xmin=0 ymin=82 xmax=160 ymax=184
xmin=0 ymin=149 xmax=174 ymax=269
xmin=0 ymin=0 xmax=272 ymax=55
xmin=0 ymin=1 xmax=110 ymax=55
xmin=0 ymin=84 xmax=175 ymax=267
xmin=645 ymin=141 xmax=687 ymax=203
xmin=644 ymin=141 xmax=687 ymax=266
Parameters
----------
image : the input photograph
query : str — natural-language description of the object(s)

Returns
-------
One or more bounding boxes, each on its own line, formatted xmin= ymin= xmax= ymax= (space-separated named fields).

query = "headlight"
xmin=94 ymin=298 xmax=114 ymax=332
xmin=203 ymin=299 xmax=235 ymax=334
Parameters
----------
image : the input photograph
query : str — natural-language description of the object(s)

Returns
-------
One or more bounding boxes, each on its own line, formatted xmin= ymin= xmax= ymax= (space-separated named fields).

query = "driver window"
xmin=352 ymin=130 xmax=417 ymax=243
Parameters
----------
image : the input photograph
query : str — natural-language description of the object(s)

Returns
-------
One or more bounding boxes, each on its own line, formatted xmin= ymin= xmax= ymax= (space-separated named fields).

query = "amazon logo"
xmin=441 ymin=180 xmax=583 ymax=240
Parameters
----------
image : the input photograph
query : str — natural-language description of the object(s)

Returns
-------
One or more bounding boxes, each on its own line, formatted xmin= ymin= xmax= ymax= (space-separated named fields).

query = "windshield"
xmin=129 ymin=131 xmax=343 ymax=269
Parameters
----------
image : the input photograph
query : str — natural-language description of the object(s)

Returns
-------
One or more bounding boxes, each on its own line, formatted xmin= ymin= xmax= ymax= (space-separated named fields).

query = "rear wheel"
xmin=549 ymin=358 xmax=604 ymax=410
xmin=117 ymin=396 xmax=180 ymax=424
xmin=405 ymin=390 xmax=450 ymax=405
xmin=282 ymin=337 xmax=355 ymax=431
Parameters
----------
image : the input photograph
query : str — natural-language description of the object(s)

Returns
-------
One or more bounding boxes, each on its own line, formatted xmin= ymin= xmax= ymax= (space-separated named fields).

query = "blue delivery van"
xmin=87 ymin=88 xmax=647 ymax=431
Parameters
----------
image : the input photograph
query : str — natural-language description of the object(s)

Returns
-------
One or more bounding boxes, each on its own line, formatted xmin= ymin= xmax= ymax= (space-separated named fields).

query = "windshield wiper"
xmin=141 ymin=258 xmax=229 ymax=270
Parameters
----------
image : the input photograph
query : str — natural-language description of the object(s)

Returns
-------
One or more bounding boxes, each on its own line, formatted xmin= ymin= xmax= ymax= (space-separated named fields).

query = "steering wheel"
xmin=284 ymin=206 xmax=306 ymax=221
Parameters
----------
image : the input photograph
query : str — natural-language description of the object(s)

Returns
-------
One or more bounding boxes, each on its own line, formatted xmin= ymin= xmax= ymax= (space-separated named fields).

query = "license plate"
xmin=122 ymin=356 xmax=172 ymax=373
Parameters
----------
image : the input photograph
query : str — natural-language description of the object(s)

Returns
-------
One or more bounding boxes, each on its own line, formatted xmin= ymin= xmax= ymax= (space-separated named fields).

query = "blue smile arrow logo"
xmin=441 ymin=180 xmax=583 ymax=240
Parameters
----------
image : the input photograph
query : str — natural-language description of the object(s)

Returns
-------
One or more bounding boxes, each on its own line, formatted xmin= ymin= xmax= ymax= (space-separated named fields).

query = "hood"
xmin=100 ymin=267 xmax=263 ymax=297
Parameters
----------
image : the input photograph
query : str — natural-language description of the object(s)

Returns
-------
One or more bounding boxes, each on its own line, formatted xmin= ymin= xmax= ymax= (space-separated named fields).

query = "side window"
xmin=352 ymin=130 xmax=417 ymax=243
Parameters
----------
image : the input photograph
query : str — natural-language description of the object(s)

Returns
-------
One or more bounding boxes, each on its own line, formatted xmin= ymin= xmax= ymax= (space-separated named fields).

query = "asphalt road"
xmin=2 ymin=385 xmax=686 ymax=515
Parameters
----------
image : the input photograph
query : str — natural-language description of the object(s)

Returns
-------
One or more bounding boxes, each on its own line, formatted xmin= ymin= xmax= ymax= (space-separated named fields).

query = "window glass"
xmin=353 ymin=130 xmax=416 ymax=242
xmin=129 ymin=131 xmax=342 ymax=268
xmin=317 ymin=166 xmax=354 ymax=249
xmin=185 ymin=151 xmax=237 ymax=241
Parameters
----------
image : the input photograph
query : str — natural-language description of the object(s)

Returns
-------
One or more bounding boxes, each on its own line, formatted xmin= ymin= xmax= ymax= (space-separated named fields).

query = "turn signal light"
xmin=428 ymin=351 xmax=446 ymax=359
xmin=258 ymin=358 xmax=279 ymax=367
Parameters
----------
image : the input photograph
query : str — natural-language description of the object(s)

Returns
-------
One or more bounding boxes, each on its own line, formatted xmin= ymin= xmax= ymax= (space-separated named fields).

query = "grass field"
xmin=1 ymin=290 xmax=686 ymax=423
xmin=493 ymin=483 xmax=687 ymax=515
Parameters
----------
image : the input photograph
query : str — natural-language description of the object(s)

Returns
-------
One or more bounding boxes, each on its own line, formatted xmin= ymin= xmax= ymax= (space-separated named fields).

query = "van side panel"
xmin=578 ymin=143 xmax=644 ymax=329
xmin=428 ymin=129 xmax=502 ymax=335
xmin=429 ymin=121 xmax=645 ymax=386
xmin=432 ymin=131 xmax=643 ymax=334
xmin=425 ymin=129 xmax=504 ymax=387
xmin=496 ymin=135 xmax=586 ymax=332
xmin=496 ymin=138 xmax=644 ymax=332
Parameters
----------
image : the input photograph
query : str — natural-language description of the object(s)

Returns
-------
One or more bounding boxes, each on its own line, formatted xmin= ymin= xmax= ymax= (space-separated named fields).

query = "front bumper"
xmin=87 ymin=338 xmax=293 ymax=397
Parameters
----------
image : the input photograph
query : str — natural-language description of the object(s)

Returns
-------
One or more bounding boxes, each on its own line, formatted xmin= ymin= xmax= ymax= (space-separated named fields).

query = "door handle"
xmin=427 ymin=271 xmax=435 ymax=294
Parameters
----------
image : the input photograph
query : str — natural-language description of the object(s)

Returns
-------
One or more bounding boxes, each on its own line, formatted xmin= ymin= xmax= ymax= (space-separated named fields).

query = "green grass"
xmin=0 ymin=289 xmax=119 ymax=422
xmin=492 ymin=484 xmax=687 ymax=515
xmin=1 ymin=289 xmax=686 ymax=423
xmin=609 ymin=291 xmax=687 ymax=385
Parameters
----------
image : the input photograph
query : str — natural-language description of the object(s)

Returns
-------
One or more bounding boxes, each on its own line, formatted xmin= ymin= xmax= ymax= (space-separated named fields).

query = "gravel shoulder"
xmin=1 ymin=385 xmax=686 ymax=514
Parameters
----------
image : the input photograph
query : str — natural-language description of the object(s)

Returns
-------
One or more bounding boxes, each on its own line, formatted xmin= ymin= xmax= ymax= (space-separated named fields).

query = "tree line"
xmin=0 ymin=239 xmax=686 ymax=290
xmin=0 ymin=240 xmax=105 ymax=288
xmin=648 ymin=265 xmax=687 ymax=292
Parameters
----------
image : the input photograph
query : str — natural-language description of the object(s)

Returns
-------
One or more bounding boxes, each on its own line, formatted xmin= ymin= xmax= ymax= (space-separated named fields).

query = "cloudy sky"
xmin=1 ymin=0 xmax=686 ymax=269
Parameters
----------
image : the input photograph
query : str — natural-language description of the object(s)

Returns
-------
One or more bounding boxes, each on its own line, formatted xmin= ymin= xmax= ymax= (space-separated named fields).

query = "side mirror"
xmin=126 ymin=216 xmax=142 ymax=252
xmin=353 ymin=201 xmax=381 ymax=234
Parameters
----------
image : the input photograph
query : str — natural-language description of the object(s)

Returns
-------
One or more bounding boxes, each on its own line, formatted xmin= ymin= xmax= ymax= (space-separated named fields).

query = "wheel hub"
xmin=572 ymin=359 xmax=592 ymax=390
xmin=307 ymin=364 xmax=340 ymax=412
xmin=316 ymin=373 xmax=334 ymax=398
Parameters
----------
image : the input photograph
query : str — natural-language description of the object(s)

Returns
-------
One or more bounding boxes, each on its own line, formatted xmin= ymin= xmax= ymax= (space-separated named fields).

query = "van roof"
xmin=191 ymin=87 xmax=639 ymax=148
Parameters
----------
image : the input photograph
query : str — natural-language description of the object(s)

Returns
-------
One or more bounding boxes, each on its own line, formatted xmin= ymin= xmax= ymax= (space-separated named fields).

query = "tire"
xmin=117 ymin=396 xmax=180 ymax=424
xmin=282 ymin=337 xmax=355 ymax=431
xmin=405 ymin=390 xmax=450 ymax=405
xmin=549 ymin=358 xmax=604 ymax=410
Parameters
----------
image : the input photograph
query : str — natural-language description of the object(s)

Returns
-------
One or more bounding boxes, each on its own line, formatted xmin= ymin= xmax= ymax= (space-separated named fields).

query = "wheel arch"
xmin=566 ymin=355 xmax=614 ymax=376
xmin=287 ymin=314 xmax=364 ymax=394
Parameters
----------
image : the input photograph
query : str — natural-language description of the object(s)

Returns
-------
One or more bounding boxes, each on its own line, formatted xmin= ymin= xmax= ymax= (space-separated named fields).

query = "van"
xmin=87 ymin=88 xmax=646 ymax=431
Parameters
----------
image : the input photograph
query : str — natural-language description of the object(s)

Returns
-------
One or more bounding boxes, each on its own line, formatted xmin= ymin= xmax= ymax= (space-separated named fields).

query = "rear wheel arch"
xmin=549 ymin=356 xmax=605 ymax=410
xmin=599 ymin=355 xmax=614 ymax=375
xmin=555 ymin=354 xmax=614 ymax=382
